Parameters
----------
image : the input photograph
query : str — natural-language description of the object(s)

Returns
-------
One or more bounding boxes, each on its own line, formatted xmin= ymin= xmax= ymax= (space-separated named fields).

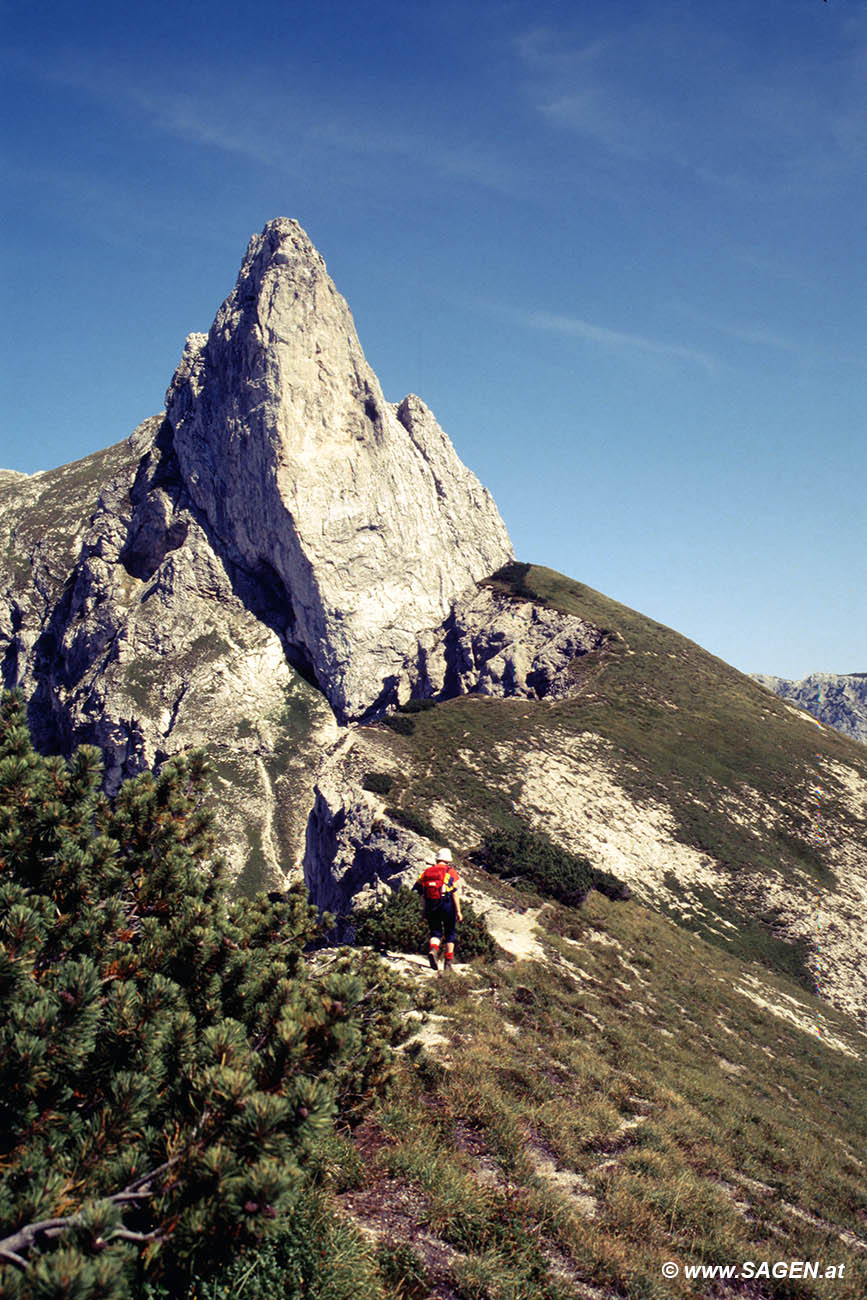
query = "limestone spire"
xmin=166 ymin=218 xmax=513 ymax=719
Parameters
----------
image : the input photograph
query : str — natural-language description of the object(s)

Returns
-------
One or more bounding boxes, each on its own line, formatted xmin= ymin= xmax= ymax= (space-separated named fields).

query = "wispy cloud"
xmin=33 ymin=53 xmax=516 ymax=195
xmin=513 ymin=10 xmax=867 ymax=195
xmin=502 ymin=304 xmax=719 ymax=373
xmin=698 ymin=316 xmax=866 ymax=370
xmin=305 ymin=117 xmax=516 ymax=193
xmin=124 ymin=85 xmax=284 ymax=170
xmin=514 ymin=26 xmax=682 ymax=164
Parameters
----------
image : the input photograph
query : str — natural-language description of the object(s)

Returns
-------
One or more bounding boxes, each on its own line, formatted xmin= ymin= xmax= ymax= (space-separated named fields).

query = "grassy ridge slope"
xmin=484 ymin=564 xmax=864 ymax=828
xmin=359 ymin=564 xmax=867 ymax=996
xmin=1 ymin=437 xmax=141 ymax=601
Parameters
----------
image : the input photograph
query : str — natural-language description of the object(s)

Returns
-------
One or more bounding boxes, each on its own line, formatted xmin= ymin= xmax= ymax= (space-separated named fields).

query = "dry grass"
xmin=336 ymin=890 xmax=867 ymax=1299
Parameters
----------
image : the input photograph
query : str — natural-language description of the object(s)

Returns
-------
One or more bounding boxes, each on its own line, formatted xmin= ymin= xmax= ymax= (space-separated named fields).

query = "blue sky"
xmin=1 ymin=0 xmax=864 ymax=679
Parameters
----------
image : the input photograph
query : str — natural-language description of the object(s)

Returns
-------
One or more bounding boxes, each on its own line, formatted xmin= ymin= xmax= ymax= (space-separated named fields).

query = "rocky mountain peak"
xmin=166 ymin=218 xmax=513 ymax=720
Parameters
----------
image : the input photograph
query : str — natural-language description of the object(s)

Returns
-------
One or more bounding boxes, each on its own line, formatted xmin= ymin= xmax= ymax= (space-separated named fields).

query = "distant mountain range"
xmin=752 ymin=673 xmax=867 ymax=745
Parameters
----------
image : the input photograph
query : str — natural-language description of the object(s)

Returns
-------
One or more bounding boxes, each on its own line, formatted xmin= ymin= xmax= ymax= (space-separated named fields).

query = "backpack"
xmin=420 ymin=863 xmax=453 ymax=901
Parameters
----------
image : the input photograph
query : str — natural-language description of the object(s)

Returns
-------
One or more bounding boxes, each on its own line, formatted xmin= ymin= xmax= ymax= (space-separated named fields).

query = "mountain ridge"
xmin=2 ymin=219 xmax=866 ymax=1033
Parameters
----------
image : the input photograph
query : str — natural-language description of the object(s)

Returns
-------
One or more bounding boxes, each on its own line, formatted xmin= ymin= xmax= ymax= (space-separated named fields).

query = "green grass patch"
xmin=139 ymin=1186 xmax=388 ymax=1299
xmin=659 ymin=880 xmax=818 ymax=992
xmin=373 ymin=1240 xmax=427 ymax=1300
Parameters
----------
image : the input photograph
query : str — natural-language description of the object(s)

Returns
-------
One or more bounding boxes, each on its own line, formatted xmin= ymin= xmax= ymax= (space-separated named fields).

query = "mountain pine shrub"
xmin=0 ymin=691 xmax=406 ymax=1298
xmin=384 ymin=805 xmax=443 ymax=841
xmin=380 ymin=698 xmax=436 ymax=738
xmin=352 ymin=886 xmax=498 ymax=961
xmin=478 ymin=826 xmax=628 ymax=906
xmin=361 ymin=772 xmax=393 ymax=796
xmin=382 ymin=714 xmax=416 ymax=736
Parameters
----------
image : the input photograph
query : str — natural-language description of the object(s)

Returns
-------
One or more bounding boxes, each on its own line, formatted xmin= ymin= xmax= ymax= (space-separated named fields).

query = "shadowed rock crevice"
xmin=303 ymin=778 xmax=430 ymax=921
xmin=1 ymin=602 xmax=23 ymax=690
xmin=120 ymin=419 xmax=189 ymax=581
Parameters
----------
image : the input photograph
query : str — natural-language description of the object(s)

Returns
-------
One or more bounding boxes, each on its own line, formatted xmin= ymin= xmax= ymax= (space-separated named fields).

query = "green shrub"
xmin=385 ymin=805 xmax=442 ymax=841
xmin=593 ymin=868 xmax=632 ymax=901
xmin=353 ymin=885 xmax=428 ymax=953
xmin=478 ymin=826 xmax=628 ymax=907
xmin=455 ymin=905 xmax=500 ymax=960
xmin=380 ymin=699 xmax=436 ymax=736
xmin=0 ymin=691 xmax=406 ymax=1298
xmin=352 ymin=886 xmax=498 ymax=961
xmin=484 ymin=560 xmax=534 ymax=600
xmin=362 ymin=772 xmax=393 ymax=796
xmin=382 ymin=714 xmax=416 ymax=736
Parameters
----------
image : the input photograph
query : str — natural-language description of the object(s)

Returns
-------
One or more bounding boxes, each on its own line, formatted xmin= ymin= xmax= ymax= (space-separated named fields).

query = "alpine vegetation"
xmin=2 ymin=220 xmax=867 ymax=1299
xmin=0 ymin=692 xmax=405 ymax=1296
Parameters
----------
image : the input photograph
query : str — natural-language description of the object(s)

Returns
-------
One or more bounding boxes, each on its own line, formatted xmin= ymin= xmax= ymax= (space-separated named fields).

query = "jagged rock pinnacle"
xmin=167 ymin=218 xmax=513 ymax=719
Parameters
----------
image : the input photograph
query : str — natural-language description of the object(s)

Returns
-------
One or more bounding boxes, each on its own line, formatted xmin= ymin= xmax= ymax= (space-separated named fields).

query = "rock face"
xmin=166 ymin=219 xmax=513 ymax=720
xmin=0 ymin=418 xmax=339 ymax=890
xmin=0 ymin=217 xmax=541 ymax=890
xmin=304 ymin=777 xmax=429 ymax=918
xmin=405 ymin=586 xmax=611 ymax=702
xmin=753 ymin=674 xmax=867 ymax=745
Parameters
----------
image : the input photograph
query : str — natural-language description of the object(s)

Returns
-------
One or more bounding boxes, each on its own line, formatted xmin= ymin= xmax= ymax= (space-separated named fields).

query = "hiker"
xmin=414 ymin=847 xmax=463 ymax=972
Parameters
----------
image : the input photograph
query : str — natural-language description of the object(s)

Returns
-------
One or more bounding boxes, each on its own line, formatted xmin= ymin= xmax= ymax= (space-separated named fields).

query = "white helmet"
xmin=436 ymin=847 xmax=453 ymax=863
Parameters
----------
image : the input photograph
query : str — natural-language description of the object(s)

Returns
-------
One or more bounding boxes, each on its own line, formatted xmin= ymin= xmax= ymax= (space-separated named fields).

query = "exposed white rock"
xmin=404 ymin=585 xmax=609 ymax=702
xmin=514 ymin=733 xmax=723 ymax=898
xmin=303 ymin=775 xmax=431 ymax=915
xmin=488 ymin=731 xmax=867 ymax=1026
xmin=166 ymin=218 xmax=513 ymax=720
xmin=734 ymin=974 xmax=862 ymax=1059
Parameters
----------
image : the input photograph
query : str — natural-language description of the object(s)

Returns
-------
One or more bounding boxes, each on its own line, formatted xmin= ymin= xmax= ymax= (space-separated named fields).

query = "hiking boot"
xmin=427 ymin=950 xmax=439 ymax=972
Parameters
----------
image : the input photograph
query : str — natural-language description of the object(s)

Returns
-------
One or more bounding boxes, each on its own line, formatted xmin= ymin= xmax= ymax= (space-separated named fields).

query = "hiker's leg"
xmin=425 ymin=903 xmax=442 ymax=970
xmin=443 ymin=902 xmax=457 ymax=967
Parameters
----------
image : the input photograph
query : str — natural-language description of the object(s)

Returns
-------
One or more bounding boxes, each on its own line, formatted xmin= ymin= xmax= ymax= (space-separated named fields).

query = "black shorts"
xmin=424 ymin=896 xmax=457 ymax=943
